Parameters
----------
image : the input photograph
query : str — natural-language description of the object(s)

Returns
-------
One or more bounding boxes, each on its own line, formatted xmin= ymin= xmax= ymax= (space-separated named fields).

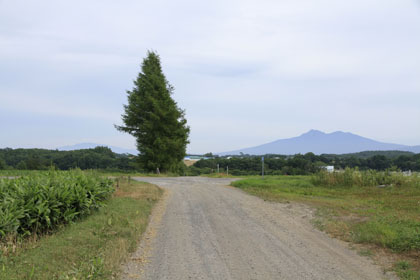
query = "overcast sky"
xmin=1 ymin=0 xmax=419 ymax=154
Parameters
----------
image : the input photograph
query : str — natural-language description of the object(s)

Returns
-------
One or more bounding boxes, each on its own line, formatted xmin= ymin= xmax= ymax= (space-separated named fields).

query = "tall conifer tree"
xmin=116 ymin=51 xmax=189 ymax=172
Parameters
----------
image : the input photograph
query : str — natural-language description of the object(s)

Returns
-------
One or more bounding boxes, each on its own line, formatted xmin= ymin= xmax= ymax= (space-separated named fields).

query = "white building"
xmin=322 ymin=166 xmax=334 ymax=173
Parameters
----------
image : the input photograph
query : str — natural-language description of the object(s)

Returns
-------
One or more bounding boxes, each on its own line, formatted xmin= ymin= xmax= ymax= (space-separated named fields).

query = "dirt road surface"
xmin=120 ymin=177 xmax=393 ymax=280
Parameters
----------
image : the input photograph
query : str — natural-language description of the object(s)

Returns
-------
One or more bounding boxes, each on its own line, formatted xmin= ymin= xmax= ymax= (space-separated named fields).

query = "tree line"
xmin=0 ymin=147 xmax=136 ymax=171
xmin=191 ymin=152 xmax=420 ymax=175
xmin=1 ymin=148 xmax=419 ymax=174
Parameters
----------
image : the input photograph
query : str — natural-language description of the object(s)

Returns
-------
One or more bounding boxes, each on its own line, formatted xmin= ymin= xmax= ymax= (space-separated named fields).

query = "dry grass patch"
xmin=114 ymin=177 xmax=161 ymax=201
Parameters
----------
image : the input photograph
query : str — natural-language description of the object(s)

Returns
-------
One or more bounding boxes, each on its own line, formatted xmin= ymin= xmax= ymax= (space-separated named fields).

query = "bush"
xmin=0 ymin=170 xmax=114 ymax=238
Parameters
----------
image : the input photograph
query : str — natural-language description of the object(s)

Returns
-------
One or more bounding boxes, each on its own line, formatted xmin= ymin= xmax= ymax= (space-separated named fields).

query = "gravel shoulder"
xmin=120 ymin=177 xmax=394 ymax=280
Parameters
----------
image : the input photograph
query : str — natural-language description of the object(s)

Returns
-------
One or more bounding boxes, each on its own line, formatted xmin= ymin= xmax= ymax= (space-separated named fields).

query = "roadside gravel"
xmin=120 ymin=177 xmax=394 ymax=280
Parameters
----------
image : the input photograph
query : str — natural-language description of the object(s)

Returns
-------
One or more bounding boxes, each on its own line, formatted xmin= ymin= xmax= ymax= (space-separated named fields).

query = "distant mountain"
xmin=58 ymin=143 xmax=137 ymax=155
xmin=219 ymin=130 xmax=420 ymax=155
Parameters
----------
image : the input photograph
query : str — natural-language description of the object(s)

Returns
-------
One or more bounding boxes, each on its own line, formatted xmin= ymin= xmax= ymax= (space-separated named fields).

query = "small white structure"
xmin=403 ymin=170 xmax=412 ymax=176
xmin=322 ymin=166 xmax=334 ymax=173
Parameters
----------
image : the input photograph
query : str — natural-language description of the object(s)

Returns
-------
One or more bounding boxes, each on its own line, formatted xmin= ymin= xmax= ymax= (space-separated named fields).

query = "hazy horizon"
xmin=1 ymin=1 xmax=419 ymax=154
xmin=2 ymin=129 xmax=419 ymax=157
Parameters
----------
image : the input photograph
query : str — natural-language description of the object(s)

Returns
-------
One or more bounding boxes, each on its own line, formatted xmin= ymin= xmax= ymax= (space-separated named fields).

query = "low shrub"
xmin=0 ymin=169 xmax=114 ymax=238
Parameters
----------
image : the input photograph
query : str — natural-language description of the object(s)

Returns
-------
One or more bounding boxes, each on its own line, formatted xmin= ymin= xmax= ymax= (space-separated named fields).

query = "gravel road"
xmin=120 ymin=177 xmax=392 ymax=280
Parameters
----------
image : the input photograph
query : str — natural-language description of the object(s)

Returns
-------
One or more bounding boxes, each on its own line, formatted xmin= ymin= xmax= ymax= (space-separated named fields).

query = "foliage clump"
xmin=0 ymin=170 xmax=114 ymax=238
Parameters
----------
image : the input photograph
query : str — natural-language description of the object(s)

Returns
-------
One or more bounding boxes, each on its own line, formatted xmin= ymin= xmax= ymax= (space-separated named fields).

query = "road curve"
xmin=120 ymin=177 xmax=391 ymax=280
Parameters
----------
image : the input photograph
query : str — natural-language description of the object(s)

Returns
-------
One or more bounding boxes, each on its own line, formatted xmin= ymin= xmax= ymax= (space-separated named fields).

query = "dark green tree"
xmin=16 ymin=160 xmax=27 ymax=170
xmin=116 ymin=51 xmax=190 ymax=172
xmin=0 ymin=158 xmax=6 ymax=170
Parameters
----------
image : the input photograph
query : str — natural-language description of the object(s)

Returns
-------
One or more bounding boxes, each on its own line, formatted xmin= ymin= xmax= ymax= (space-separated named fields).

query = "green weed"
xmin=352 ymin=218 xmax=420 ymax=252
xmin=395 ymin=261 xmax=420 ymax=280
xmin=358 ymin=248 xmax=373 ymax=257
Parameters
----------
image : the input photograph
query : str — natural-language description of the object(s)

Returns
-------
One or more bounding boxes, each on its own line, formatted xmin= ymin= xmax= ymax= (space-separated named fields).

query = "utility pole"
xmin=227 ymin=166 xmax=229 ymax=176
xmin=262 ymin=156 xmax=264 ymax=178
xmin=217 ymin=164 xmax=219 ymax=173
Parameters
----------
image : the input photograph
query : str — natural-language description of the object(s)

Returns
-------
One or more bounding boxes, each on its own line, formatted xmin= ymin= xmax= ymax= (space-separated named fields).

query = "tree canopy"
xmin=116 ymin=51 xmax=190 ymax=172
xmin=0 ymin=147 xmax=136 ymax=171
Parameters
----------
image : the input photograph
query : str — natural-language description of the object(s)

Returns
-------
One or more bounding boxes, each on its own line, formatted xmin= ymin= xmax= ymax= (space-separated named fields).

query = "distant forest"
xmin=0 ymin=148 xmax=419 ymax=175
xmin=192 ymin=151 xmax=420 ymax=175
xmin=0 ymin=147 xmax=136 ymax=171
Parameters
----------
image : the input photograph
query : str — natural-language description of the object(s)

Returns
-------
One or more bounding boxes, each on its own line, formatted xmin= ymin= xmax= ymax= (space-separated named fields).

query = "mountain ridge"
xmin=219 ymin=130 xmax=420 ymax=155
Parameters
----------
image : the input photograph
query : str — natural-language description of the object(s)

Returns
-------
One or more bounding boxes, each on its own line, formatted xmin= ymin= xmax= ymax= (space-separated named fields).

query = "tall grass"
xmin=311 ymin=168 xmax=419 ymax=188
xmin=0 ymin=169 xmax=114 ymax=239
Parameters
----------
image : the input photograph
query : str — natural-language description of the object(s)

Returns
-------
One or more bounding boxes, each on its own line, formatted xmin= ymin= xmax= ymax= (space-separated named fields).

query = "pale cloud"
xmin=0 ymin=0 xmax=419 ymax=153
xmin=0 ymin=92 xmax=120 ymax=122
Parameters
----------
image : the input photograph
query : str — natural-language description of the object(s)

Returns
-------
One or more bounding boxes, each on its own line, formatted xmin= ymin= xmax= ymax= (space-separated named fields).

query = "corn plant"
xmin=0 ymin=170 xmax=114 ymax=238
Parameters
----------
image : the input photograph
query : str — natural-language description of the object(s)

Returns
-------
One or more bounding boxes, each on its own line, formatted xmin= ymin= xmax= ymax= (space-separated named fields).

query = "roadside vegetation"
xmin=200 ymin=173 xmax=237 ymax=178
xmin=0 ymin=174 xmax=162 ymax=279
xmin=232 ymin=169 xmax=420 ymax=278
xmin=0 ymin=169 xmax=114 ymax=239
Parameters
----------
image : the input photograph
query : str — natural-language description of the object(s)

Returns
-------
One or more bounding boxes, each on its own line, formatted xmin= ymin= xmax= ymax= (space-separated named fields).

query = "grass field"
xmin=0 ymin=176 xmax=162 ymax=279
xmin=232 ymin=172 xmax=420 ymax=279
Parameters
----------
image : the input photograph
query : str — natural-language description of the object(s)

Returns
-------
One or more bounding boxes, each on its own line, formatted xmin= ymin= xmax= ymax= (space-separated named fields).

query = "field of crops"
xmin=0 ymin=170 xmax=114 ymax=238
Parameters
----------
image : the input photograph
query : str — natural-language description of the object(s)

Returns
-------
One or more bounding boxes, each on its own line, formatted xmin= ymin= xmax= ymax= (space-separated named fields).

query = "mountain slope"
xmin=58 ymin=143 xmax=137 ymax=155
xmin=220 ymin=130 xmax=420 ymax=155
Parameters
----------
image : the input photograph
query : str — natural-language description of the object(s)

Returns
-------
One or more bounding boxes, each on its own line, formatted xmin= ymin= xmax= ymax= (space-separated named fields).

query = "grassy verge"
xmin=200 ymin=173 xmax=238 ymax=178
xmin=232 ymin=174 xmax=420 ymax=278
xmin=0 ymin=177 xmax=162 ymax=279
